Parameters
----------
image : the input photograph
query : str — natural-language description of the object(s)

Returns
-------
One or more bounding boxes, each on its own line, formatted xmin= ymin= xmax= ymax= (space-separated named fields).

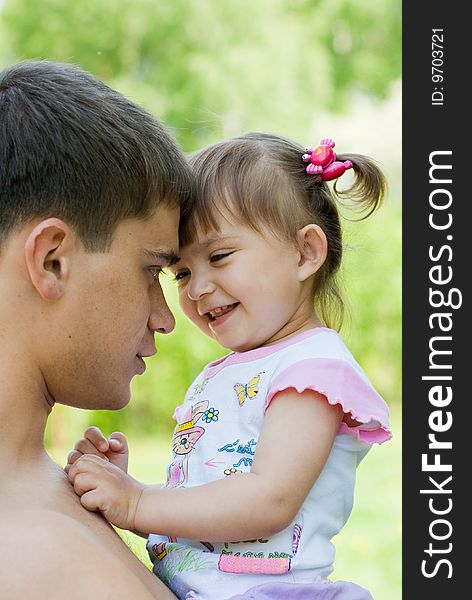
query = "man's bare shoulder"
xmin=0 ymin=509 xmax=161 ymax=599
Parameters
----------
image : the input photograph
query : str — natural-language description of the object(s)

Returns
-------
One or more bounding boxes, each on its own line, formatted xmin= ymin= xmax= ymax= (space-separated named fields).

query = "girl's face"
xmin=171 ymin=212 xmax=318 ymax=352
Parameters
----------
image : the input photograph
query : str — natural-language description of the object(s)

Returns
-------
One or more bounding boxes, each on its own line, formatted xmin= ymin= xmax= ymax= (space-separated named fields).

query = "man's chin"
xmin=108 ymin=395 xmax=131 ymax=411
xmin=99 ymin=390 xmax=132 ymax=411
xmin=54 ymin=390 xmax=131 ymax=411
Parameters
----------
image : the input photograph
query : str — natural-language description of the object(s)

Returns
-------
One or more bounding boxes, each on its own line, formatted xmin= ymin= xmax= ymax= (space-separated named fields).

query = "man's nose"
xmin=149 ymin=284 xmax=175 ymax=334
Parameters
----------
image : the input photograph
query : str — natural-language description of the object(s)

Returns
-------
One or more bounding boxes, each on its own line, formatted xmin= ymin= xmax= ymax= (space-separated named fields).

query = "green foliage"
xmin=341 ymin=200 xmax=402 ymax=403
xmin=1 ymin=0 xmax=401 ymax=149
xmin=314 ymin=0 xmax=402 ymax=101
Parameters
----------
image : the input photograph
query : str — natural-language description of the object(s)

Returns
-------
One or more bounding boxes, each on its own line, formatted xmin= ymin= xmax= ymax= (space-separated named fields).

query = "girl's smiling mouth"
xmin=206 ymin=302 xmax=240 ymax=326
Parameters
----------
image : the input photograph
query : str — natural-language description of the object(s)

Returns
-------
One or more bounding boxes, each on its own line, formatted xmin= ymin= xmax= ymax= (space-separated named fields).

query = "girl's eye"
xmin=210 ymin=251 xmax=234 ymax=263
xmin=174 ymin=270 xmax=190 ymax=282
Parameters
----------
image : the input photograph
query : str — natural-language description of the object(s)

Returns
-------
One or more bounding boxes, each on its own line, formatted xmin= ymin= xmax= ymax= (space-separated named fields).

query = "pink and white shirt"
xmin=147 ymin=327 xmax=391 ymax=600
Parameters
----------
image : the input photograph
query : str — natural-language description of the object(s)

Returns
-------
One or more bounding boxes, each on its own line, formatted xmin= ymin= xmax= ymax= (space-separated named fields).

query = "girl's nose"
xmin=187 ymin=275 xmax=215 ymax=301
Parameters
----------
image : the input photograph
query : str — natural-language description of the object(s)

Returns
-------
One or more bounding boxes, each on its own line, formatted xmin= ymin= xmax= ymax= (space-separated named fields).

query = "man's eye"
xmin=210 ymin=251 xmax=234 ymax=263
xmin=149 ymin=267 xmax=163 ymax=281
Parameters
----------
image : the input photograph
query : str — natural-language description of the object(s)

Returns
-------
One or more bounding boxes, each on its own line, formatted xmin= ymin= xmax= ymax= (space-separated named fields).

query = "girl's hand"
xmin=67 ymin=454 xmax=145 ymax=532
xmin=64 ymin=427 xmax=129 ymax=474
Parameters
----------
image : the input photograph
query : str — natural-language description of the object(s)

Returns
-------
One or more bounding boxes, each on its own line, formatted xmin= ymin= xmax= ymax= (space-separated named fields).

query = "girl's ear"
xmin=296 ymin=224 xmax=328 ymax=282
xmin=24 ymin=218 xmax=75 ymax=301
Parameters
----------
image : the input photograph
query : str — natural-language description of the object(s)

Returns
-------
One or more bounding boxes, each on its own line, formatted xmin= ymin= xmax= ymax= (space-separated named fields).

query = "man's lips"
xmin=135 ymin=355 xmax=147 ymax=375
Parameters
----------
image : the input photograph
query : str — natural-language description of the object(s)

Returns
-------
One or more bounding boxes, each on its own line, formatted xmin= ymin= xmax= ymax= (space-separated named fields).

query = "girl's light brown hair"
xmin=183 ymin=132 xmax=386 ymax=329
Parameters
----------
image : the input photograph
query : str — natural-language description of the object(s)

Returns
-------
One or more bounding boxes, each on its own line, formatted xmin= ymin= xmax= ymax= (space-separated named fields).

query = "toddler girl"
xmin=67 ymin=134 xmax=391 ymax=600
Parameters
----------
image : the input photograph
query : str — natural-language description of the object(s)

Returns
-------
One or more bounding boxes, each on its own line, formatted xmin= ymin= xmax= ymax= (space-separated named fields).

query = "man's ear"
xmin=24 ymin=218 xmax=76 ymax=301
xmin=296 ymin=224 xmax=328 ymax=282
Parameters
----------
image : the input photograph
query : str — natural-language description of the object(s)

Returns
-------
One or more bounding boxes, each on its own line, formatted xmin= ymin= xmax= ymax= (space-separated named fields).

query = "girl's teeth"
xmin=211 ymin=304 xmax=232 ymax=317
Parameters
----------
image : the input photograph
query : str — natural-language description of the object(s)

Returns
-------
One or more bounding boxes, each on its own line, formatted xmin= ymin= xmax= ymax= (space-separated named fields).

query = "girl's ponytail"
xmin=332 ymin=153 xmax=387 ymax=219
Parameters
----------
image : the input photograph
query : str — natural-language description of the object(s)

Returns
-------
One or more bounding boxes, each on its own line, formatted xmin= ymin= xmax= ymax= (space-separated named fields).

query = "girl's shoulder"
xmin=278 ymin=326 xmax=355 ymax=363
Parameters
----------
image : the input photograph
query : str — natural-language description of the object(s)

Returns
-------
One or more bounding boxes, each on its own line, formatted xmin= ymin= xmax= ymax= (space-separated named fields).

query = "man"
xmin=0 ymin=60 xmax=192 ymax=598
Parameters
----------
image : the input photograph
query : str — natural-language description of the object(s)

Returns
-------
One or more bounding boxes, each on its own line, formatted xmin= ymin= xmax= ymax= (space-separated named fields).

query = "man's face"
xmin=46 ymin=205 xmax=180 ymax=410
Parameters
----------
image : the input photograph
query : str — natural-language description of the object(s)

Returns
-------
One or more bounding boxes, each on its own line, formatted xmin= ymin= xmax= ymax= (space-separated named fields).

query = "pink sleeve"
xmin=265 ymin=358 xmax=391 ymax=445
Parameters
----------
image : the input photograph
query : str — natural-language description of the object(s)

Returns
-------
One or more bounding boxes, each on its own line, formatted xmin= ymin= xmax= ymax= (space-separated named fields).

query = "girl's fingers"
xmin=74 ymin=437 xmax=109 ymax=460
xmin=68 ymin=454 xmax=107 ymax=485
xmin=71 ymin=472 xmax=98 ymax=497
xmin=84 ymin=426 xmax=109 ymax=453
xmin=108 ymin=432 xmax=128 ymax=453
xmin=108 ymin=438 xmax=122 ymax=452
xmin=64 ymin=448 xmax=109 ymax=474
xmin=80 ymin=489 xmax=101 ymax=512
xmin=66 ymin=449 xmax=82 ymax=465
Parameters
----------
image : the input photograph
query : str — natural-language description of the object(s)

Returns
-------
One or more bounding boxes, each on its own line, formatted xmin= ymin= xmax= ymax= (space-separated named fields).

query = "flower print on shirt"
xmin=202 ymin=407 xmax=219 ymax=423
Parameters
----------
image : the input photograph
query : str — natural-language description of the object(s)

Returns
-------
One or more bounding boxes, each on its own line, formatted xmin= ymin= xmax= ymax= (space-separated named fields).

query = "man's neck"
xmin=0 ymin=349 xmax=52 ymax=474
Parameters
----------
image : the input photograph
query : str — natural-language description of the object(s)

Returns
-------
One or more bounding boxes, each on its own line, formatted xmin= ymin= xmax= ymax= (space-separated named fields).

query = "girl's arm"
xmin=69 ymin=389 xmax=343 ymax=541
xmin=137 ymin=389 xmax=342 ymax=540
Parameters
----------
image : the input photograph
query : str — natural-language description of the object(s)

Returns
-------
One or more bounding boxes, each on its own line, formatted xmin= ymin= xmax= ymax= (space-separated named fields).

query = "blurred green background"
xmin=1 ymin=1 xmax=401 ymax=598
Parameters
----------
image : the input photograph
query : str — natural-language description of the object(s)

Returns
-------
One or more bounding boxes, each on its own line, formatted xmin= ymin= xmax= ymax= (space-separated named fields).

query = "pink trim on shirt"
xmin=265 ymin=358 xmax=391 ymax=445
xmin=218 ymin=554 xmax=291 ymax=575
xmin=204 ymin=327 xmax=332 ymax=378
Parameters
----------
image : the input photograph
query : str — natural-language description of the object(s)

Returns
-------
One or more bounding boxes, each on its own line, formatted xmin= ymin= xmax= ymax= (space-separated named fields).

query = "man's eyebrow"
xmin=144 ymin=249 xmax=180 ymax=266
